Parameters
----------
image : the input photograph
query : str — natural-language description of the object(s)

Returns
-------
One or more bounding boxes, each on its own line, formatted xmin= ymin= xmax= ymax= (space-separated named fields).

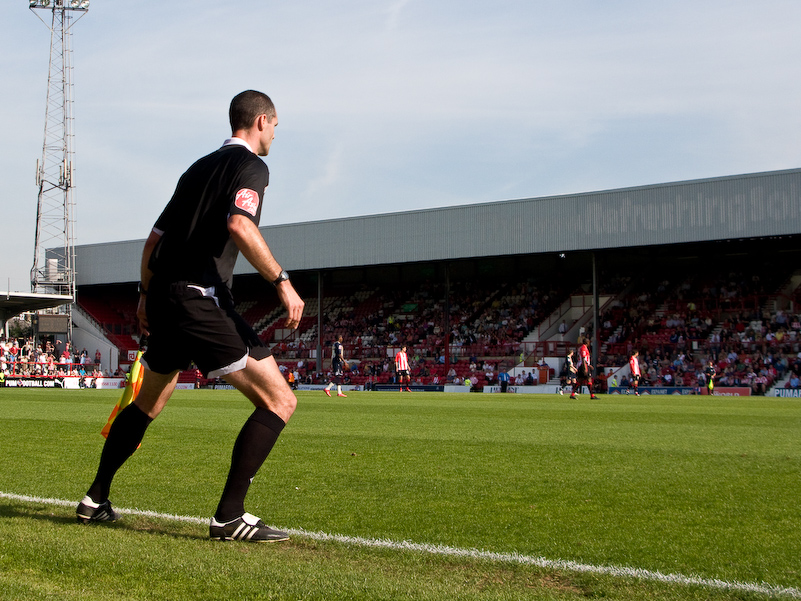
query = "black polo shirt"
xmin=148 ymin=140 xmax=269 ymax=291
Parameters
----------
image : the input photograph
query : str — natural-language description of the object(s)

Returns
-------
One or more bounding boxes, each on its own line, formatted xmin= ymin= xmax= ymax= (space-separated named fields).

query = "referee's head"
xmin=230 ymin=90 xmax=276 ymax=132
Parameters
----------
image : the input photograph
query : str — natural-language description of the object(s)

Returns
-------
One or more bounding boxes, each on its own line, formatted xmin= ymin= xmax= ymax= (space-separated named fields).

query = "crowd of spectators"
xmin=589 ymin=269 xmax=801 ymax=396
xmin=0 ymin=336 xmax=116 ymax=386
xmin=313 ymin=277 xmax=570 ymax=362
xmin=288 ymin=268 xmax=801 ymax=395
xmin=16 ymin=262 xmax=800 ymax=396
xmin=608 ymin=346 xmax=789 ymax=396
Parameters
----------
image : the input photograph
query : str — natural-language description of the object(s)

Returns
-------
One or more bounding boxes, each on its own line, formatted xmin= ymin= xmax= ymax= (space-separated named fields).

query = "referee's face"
xmin=257 ymin=115 xmax=278 ymax=156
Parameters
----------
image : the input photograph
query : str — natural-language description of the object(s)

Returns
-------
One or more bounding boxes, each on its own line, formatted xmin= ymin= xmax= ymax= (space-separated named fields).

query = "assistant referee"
xmin=76 ymin=90 xmax=305 ymax=542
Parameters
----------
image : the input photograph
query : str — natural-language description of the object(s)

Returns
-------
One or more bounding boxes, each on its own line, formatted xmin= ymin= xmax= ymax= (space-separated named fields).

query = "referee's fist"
xmin=276 ymin=281 xmax=304 ymax=329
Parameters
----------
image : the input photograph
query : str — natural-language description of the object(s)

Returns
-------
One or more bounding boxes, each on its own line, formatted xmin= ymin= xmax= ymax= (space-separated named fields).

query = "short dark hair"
xmin=229 ymin=90 xmax=276 ymax=132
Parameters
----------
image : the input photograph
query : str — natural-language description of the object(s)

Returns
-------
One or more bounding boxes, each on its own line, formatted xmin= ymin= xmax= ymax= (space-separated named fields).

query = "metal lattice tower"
xmin=29 ymin=0 xmax=89 ymax=300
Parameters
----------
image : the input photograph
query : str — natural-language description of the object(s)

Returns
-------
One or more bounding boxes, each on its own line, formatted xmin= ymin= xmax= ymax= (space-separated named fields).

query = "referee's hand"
xmin=276 ymin=281 xmax=304 ymax=329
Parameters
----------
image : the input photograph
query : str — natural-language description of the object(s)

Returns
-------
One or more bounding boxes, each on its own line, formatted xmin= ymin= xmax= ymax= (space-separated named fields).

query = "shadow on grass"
xmin=0 ymin=501 xmax=208 ymax=541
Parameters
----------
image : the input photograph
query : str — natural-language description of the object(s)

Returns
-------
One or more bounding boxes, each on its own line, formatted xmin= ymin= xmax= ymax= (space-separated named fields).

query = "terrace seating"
xmin=76 ymin=285 xmax=139 ymax=352
xmin=71 ymin=259 xmax=801 ymax=394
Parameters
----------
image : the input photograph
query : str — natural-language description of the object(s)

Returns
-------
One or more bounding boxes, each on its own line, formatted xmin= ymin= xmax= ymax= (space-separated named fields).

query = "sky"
xmin=1 ymin=0 xmax=800 ymax=292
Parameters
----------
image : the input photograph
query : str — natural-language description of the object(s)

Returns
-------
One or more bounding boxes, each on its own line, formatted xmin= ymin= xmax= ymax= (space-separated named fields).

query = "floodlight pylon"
xmin=29 ymin=0 xmax=88 ymax=298
xmin=29 ymin=0 xmax=88 ymax=344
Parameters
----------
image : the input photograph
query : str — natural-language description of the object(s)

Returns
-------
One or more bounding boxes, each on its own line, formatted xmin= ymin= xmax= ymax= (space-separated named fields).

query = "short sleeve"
xmin=229 ymin=158 xmax=269 ymax=224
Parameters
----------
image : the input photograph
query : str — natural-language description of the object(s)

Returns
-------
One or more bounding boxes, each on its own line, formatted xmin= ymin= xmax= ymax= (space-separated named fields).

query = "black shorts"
xmin=397 ymin=370 xmax=409 ymax=378
xmin=141 ymin=282 xmax=271 ymax=378
xmin=332 ymin=359 xmax=344 ymax=377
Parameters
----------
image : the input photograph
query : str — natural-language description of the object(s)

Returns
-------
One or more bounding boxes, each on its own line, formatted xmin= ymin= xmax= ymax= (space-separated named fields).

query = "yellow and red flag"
xmin=101 ymin=348 xmax=144 ymax=439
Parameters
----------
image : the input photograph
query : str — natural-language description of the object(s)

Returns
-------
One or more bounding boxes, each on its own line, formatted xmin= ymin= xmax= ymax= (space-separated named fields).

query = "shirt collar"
xmin=223 ymin=137 xmax=254 ymax=153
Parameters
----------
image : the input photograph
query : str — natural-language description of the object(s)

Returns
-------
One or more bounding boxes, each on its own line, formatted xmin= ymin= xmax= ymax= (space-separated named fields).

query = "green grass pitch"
xmin=1 ymin=388 xmax=799 ymax=600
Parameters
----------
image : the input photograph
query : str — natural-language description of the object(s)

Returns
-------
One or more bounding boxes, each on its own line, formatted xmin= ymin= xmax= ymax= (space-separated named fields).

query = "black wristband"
xmin=137 ymin=282 xmax=148 ymax=295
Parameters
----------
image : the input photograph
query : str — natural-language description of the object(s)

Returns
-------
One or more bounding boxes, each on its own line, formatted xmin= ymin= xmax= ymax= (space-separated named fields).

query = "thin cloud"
xmin=304 ymin=144 xmax=346 ymax=200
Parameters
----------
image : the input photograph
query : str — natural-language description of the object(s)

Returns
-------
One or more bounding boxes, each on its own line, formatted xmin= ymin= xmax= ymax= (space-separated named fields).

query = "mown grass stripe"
xmin=4 ymin=490 xmax=798 ymax=598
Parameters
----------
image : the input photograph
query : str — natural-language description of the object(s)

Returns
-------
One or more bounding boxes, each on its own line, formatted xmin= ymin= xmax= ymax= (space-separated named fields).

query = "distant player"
xmin=324 ymin=335 xmax=348 ymax=397
xmin=395 ymin=345 xmax=411 ymax=392
xmin=629 ymin=350 xmax=641 ymax=396
xmin=560 ymin=348 xmax=577 ymax=396
xmin=704 ymin=360 xmax=717 ymax=395
xmin=573 ymin=337 xmax=598 ymax=399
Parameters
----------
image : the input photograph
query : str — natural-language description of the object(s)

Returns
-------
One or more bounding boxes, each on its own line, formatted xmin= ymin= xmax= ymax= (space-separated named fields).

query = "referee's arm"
xmin=228 ymin=214 xmax=304 ymax=329
xmin=136 ymin=228 xmax=161 ymax=335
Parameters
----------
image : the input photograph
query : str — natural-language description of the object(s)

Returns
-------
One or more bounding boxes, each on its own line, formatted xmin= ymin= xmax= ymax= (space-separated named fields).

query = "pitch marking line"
xmin=3 ymin=491 xmax=799 ymax=598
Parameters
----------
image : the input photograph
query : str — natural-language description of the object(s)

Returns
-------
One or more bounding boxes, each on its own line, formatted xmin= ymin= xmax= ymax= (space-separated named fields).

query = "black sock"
xmin=215 ymin=407 xmax=285 ymax=522
xmin=87 ymin=403 xmax=153 ymax=503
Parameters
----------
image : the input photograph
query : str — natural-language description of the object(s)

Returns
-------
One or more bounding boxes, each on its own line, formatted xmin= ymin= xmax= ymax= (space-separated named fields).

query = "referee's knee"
xmin=278 ymin=387 xmax=298 ymax=416
xmin=255 ymin=386 xmax=297 ymax=422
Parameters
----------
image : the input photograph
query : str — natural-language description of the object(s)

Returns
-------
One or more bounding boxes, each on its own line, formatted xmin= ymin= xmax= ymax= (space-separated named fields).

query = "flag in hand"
xmin=101 ymin=347 xmax=145 ymax=439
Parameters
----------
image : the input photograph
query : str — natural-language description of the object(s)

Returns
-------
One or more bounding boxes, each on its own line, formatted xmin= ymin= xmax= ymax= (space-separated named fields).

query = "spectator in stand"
xmin=752 ymin=372 xmax=768 ymax=395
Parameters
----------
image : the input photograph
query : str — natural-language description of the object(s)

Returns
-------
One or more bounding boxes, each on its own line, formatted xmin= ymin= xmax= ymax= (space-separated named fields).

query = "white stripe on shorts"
xmin=186 ymin=284 xmax=220 ymax=307
xmin=207 ymin=352 xmax=248 ymax=379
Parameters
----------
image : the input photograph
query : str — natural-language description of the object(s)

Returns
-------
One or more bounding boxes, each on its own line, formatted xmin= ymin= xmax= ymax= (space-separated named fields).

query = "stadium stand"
xmin=76 ymin=285 xmax=139 ymax=353
xmin=46 ymin=251 xmax=800 ymax=396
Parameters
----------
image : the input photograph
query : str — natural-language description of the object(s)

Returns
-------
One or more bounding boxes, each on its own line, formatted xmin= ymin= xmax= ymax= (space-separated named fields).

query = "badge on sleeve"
xmin=235 ymin=188 xmax=260 ymax=216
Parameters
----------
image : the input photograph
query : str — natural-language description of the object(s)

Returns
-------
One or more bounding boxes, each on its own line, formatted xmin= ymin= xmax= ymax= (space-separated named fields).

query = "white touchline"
xmin=3 ymin=491 xmax=799 ymax=598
